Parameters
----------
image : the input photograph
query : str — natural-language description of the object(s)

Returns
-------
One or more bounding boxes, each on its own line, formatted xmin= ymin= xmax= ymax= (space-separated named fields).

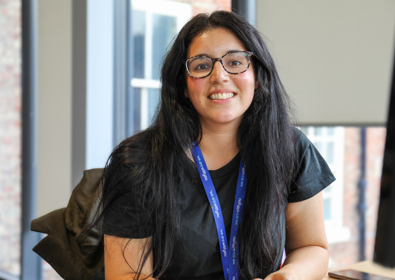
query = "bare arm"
xmin=263 ymin=192 xmax=329 ymax=280
xmin=104 ymin=234 xmax=155 ymax=280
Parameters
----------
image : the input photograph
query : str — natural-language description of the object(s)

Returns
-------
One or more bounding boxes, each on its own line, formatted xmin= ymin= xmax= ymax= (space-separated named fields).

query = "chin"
xmin=212 ymin=116 xmax=243 ymax=125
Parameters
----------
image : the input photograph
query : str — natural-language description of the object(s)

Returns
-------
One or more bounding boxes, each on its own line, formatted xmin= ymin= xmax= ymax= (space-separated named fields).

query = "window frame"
xmin=20 ymin=0 xmax=43 ymax=279
xmin=129 ymin=0 xmax=192 ymax=131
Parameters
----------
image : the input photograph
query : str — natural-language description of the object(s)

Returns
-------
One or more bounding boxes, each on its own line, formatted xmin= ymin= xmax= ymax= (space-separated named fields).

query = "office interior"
xmin=0 ymin=0 xmax=394 ymax=279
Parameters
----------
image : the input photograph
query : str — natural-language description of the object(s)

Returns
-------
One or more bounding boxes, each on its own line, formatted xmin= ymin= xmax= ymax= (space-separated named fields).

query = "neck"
xmin=197 ymin=119 xmax=240 ymax=170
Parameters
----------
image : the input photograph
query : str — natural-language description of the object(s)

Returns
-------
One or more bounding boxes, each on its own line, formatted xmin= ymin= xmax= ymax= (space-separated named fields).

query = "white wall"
xmin=37 ymin=0 xmax=72 ymax=216
xmin=37 ymin=0 xmax=115 ymax=216
xmin=257 ymin=0 xmax=395 ymax=125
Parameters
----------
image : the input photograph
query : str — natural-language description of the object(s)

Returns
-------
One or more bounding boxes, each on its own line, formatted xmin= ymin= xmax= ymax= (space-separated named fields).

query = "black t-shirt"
xmin=102 ymin=131 xmax=335 ymax=280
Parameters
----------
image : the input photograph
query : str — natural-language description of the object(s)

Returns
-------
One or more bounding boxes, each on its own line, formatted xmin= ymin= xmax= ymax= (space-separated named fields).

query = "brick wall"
xmin=328 ymin=127 xmax=386 ymax=270
xmin=365 ymin=127 xmax=386 ymax=261
xmin=0 ymin=0 xmax=22 ymax=276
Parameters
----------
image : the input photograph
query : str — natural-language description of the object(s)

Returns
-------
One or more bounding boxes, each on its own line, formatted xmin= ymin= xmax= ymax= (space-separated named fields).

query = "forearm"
xmin=265 ymin=193 xmax=329 ymax=280
xmin=273 ymin=245 xmax=329 ymax=280
xmin=104 ymin=235 xmax=154 ymax=280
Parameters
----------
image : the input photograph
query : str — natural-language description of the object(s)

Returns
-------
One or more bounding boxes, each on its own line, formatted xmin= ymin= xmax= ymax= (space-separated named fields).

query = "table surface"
xmin=326 ymin=261 xmax=395 ymax=279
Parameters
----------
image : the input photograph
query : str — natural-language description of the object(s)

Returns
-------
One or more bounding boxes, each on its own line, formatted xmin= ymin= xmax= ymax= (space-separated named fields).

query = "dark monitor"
xmin=373 ymin=42 xmax=395 ymax=268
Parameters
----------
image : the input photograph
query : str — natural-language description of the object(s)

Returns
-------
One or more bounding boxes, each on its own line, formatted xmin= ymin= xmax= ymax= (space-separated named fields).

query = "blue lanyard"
xmin=191 ymin=142 xmax=247 ymax=280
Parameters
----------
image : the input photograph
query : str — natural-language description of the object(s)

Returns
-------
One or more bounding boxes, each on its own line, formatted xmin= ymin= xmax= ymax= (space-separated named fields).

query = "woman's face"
xmin=186 ymin=27 xmax=256 ymax=129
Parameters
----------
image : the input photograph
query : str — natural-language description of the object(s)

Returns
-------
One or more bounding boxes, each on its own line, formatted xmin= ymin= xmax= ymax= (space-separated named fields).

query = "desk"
xmin=326 ymin=261 xmax=395 ymax=279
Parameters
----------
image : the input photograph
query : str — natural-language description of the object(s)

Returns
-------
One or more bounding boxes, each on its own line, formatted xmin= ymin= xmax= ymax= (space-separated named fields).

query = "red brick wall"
xmin=0 ymin=0 xmax=22 ymax=276
xmin=365 ymin=127 xmax=386 ymax=261
xmin=328 ymin=127 xmax=386 ymax=270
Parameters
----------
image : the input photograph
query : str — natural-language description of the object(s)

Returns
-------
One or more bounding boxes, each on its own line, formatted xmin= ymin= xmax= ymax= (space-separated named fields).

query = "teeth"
xmin=209 ymin=93 xmax=235 ymax=100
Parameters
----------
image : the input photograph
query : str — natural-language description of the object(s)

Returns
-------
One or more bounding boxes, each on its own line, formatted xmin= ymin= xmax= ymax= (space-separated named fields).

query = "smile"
xmin=209 ymin=93 xmax=235 ymax=100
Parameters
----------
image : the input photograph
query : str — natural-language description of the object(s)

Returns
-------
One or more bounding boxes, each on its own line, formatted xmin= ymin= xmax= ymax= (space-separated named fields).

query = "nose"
xmin=210 ymin=59 xmax=229 ymax=83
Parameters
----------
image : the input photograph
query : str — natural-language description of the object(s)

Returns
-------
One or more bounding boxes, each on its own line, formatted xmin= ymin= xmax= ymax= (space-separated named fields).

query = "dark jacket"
xmin=31 ymin=168 xmax=104 ymax=280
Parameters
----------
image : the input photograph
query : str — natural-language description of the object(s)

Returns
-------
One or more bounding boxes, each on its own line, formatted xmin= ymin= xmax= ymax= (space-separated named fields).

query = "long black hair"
xmin=99 ymin=10 xmax=297 ymax=279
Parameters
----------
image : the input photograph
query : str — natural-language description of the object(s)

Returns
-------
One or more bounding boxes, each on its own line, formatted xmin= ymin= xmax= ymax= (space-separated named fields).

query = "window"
xmin=129 ymin=0 xmax=192 ymax=133
xmin=300 ymin=126 xmax=351 ymax=243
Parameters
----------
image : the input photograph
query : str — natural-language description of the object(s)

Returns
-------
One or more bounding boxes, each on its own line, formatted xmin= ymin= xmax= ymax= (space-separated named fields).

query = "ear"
xmin=255 ymin=80 xmax=259 ymax=90
xmin=184 ymin=90 xmax=189 ymax=98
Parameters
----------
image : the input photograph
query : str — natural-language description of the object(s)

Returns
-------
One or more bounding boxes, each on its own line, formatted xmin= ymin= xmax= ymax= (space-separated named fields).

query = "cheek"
xmin=233 ymin=72 xmax=256 ymax=93
xmin=186 ymin=77 xmax=206 ymax=95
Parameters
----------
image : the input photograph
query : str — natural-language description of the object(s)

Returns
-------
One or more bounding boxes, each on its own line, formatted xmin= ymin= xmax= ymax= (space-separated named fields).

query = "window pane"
xmin=131 ymin=87 xmax=142 ymax=133
xmin=327 ymin=127 xmax=335 ymax=136
xmin=323 ymin=198 xmax=331 ymax=220
xmin=133 ymin=10 xmax=146 ymax=79
xmin=130 ymin=87 xmax=160 ymax=132
xmin=148 ymin=88 xmax=160 ymax=124
xmin=326 ymin=142 xmax=334 ymax=164
xmin=314 ymin=127 xmax=323 ymax=136
xmin=151 ymin=14 xmax=177 ymax=80
xmin=313 ymin=141 xmax=323 ymax=154
xmin=323 ymin=184 xmax=332 ymax=195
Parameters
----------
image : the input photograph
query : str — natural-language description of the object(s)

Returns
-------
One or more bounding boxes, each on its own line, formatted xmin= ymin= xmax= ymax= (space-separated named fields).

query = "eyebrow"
xmin=226 ymin=49 xmax=244 ymax=53
xmin=191 ymin=49 xmax=245 ymax=58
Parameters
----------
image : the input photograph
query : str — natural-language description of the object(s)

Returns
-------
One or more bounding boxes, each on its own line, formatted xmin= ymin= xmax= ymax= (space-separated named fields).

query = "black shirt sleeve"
xmin=102 ymin=189 xmax=154 ymax=239
xmin=288 ymin=130 xmax=336 ymax=203
xmin=101 ymin=160 xmax=154 ymax=239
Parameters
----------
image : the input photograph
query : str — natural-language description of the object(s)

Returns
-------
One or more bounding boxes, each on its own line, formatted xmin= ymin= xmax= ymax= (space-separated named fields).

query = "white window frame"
xmin=131 ymin=0 xmax=192 ymax=129
xmin=301 ymin=126 xmax=351 ymax=244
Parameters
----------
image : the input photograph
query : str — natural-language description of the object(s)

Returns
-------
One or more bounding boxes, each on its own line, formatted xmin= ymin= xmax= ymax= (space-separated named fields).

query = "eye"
xmin=226 ymin=59 xmax=245 ymax=69
xmin=188 ymin=57 xmax=212 ymax=72
xmin=228 ymin=60 xmax=243 ymax=66
xmin=195 ymin=63 xmax=211 ymax=71
xmin=224 ymin=52 xmax=248 ymax=69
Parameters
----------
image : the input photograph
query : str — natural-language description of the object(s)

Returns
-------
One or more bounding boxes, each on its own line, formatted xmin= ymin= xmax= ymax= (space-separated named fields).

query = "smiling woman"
xmin=185 ymin=28 xmax=256 ymax=131
xmin=93 ymin=11 xmax=335 ymax=280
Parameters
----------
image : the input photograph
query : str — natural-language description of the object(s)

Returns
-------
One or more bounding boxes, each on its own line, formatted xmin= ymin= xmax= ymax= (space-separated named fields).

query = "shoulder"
xmin=288 ymin=127 xmax=336 ymax=202
xmin=110 ymin=129 xmax=153 ymax=165
xmin=291 ymin=127 xmax=322 ymax=166
xmin=114 ymin=129 xmax=152 ymax=154
xmin=102 ymin=129 xmax=155 ymax=194
xmin=292 ymin=127 xmax=310 ymax=154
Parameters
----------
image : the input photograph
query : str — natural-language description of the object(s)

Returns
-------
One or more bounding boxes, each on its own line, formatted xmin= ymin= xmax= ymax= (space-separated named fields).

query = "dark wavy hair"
xmin=98 ymin=10 xmax=297 ymax=279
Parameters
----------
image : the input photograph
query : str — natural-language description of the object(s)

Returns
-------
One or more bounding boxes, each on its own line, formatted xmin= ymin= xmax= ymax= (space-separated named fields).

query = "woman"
xmin=100 ymin=11 xmax=334 ymax=280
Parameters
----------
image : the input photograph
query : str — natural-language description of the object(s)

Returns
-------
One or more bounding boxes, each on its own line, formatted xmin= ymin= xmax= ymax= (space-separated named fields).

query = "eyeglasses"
xmin=185 ymin=51 xmax=254 ymax=79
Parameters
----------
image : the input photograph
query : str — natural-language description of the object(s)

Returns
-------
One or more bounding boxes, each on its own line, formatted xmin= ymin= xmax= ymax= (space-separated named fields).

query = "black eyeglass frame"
xmin=185 ymin=51 xmax=254 ymax=79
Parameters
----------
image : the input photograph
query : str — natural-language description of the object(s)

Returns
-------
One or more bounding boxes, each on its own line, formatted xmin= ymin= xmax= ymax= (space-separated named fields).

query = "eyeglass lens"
xmin=187 ymin=52 xmax=250 ymax=78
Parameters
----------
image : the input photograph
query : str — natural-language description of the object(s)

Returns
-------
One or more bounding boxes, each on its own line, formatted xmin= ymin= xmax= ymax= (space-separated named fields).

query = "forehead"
xmin=187 ymin=27 xmax=247 ymax=57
